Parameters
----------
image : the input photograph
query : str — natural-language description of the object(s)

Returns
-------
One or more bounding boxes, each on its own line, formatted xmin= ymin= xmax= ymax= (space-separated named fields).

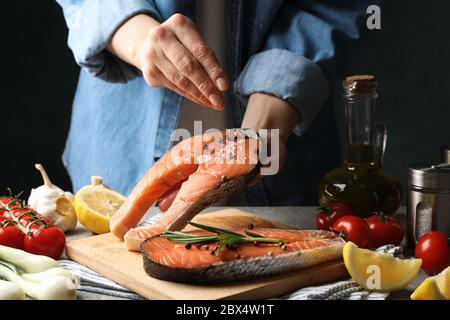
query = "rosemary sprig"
xmin=162 ymin=222 xmax=285 ymax=256
xmin=188 ymin=221 xmax=244 ymax=237
xmin=244 ymin=230 xmax=264 ymax=238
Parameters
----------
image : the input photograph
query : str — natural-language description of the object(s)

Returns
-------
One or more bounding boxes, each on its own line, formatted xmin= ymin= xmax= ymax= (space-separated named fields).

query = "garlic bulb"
xmin=28 ymin=164 xmax=77 ymax=232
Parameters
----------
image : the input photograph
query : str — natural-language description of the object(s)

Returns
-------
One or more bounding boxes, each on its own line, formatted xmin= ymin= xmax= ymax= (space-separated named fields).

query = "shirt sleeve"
xmin=235 ymin=0 xmax=375 ymax=136
xmin=56 ymin=0 xmax=162 ymax=83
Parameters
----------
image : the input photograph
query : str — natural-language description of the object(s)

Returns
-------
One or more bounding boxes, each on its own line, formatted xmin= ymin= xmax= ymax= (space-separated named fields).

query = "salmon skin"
xmin=141 ymin=229 xmax=345 ymax=283
xmin=111 ymin=129 xmax=261 ymax=251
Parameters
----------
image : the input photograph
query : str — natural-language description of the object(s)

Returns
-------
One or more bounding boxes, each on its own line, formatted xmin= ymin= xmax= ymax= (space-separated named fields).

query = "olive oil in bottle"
xmin=318 ymin=75 xmax=402 ymax=217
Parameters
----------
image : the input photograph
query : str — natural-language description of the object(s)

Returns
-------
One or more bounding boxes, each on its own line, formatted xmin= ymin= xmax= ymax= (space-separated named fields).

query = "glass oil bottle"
xmin=318 ymin=75 xmax=402 ymax=217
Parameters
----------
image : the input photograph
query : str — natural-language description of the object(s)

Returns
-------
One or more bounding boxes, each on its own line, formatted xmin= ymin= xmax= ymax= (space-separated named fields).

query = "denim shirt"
xmin=56 ymin=0 xmax=372 ymax=205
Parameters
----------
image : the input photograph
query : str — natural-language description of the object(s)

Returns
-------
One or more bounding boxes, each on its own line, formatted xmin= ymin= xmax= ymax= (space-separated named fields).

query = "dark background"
xmin=2 ymin=1 xmax=450 ymax=201
xmin=2 ymin=1 xmax=78 ymax=196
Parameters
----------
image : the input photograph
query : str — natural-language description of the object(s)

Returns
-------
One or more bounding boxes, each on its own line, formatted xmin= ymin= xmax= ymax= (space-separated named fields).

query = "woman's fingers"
xmin=156 ymin=28 xmax=224 ymax=110
xmin=169 ymin=14 xmax=229 ymax=92
xmin=139 ymin=13 xmax=229 ymax=108
xmin=143 ymin=60 xmax=212 ymax=107
xmin=163 ymin=77 xmax=211 ymax=108
xmin=151 ymin=48 xmax=214 ymax=107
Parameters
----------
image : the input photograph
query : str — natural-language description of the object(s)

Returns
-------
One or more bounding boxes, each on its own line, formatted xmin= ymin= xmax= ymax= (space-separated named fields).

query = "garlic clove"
xmin=55 ymin=197 xmax=78 ymax=232
xmin=64 ymin=191 xmax=75 ymax=203
xmin=28 ymin=164 xmax=78 ymax=232
xmin=55 ymin=197 xmax=75 ymax=217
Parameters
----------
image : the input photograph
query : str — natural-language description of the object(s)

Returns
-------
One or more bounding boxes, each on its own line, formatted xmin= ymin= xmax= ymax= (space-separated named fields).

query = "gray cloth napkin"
xmin=62 ymin=211 xmax=402 ymax=300
xmin=58 ymin=259 xmax=145 ymax=300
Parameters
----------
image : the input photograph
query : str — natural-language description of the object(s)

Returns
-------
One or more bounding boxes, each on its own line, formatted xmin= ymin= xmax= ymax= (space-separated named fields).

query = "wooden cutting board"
xmin=65 ymin=209 xmax=348 ymax=300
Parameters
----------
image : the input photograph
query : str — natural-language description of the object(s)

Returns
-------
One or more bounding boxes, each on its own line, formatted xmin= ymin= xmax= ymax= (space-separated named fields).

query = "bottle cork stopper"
xmin=344 ymin=75 xmax=377 ymax=95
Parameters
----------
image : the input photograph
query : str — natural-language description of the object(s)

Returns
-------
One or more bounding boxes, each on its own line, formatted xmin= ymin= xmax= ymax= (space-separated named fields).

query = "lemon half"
xmin=343 ymin=242 xmax=422 ymax=292
xmin=411 ymin=266 xmax=450 ymax=300
xmin=74 ymin=176 xmax=125 ymax=234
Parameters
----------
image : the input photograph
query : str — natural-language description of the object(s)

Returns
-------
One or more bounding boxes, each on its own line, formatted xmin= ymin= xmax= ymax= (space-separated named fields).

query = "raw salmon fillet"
xmin=110 ymin=129 xmax=260 ymax=250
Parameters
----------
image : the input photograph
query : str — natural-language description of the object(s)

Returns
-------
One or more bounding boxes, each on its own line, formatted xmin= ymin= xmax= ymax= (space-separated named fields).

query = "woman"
xmin=56 ymin=0 xmax=370 ymax=206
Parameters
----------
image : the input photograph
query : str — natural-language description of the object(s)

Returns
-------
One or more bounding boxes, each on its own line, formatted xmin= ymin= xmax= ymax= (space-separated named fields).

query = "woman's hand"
xmin=241 ymin=93 xmax=301 ymax=175
xmin=108 ymin=14 xmax=229 ymax=110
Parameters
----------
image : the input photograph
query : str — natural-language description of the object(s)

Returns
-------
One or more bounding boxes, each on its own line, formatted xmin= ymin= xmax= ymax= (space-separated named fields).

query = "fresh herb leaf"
xmin=244 ymin=230 xmax=264 ymax=238
xmin=161 ymin=223 xmax=285 ymax=256
xmin=188 ymin=221 xmax=243 ymax=237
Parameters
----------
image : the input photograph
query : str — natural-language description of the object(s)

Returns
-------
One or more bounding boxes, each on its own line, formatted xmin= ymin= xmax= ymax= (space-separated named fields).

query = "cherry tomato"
xmin=415 ymin=231 xmax=450 ymax=274
xmin=366 ymin=213 xmax=404 ymax=248
xmin=316 ymin=203 xmax=353 ymax=230
xmin=328 ymin=202 xmax=353 ymax=214
xmin=0 ymin=208 xmax=8 ymax=218
xmin=316 ymin=212 xmax=329 ymax=230
xmin=0 ymin=197 xmax=13 ymax=205
xmin=0 ymin=223 xmax=25 ymax=250
xmin=24 ymin=226 xmax=66 ymax=259
xmin=9 ymin=208 xmax=34 ymax=227
xmin=332 ymin=215 xmax=371 ymax=248
xmin=0 ymin=197 xmax=22 ymax=209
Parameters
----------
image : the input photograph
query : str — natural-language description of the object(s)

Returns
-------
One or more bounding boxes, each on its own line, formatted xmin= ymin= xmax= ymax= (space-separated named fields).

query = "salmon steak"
xmin=142 ymin=229 xmax=345 ymax=283
xmin=110 ymin=129 xmax=261 ymax=251
xmin=110 ymin=128 xmax=345 ymax=283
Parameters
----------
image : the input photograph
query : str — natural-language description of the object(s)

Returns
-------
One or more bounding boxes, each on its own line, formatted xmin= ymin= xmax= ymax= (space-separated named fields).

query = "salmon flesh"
xmin=110 ymin=129 xmax=261 ymax=250
xmin=110 ymin=128 xmax=344 ymax=283
xmin=142 ymin=229 xmax=345 ymax=283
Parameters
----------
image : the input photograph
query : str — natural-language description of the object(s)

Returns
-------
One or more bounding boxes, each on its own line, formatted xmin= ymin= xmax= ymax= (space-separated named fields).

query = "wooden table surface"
xmin=65 ymin=206 xmax=426 ymax=300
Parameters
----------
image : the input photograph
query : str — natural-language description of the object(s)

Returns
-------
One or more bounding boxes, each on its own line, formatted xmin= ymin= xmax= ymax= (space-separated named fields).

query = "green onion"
xmin=0 ymin=245 xmax=59 ymax=273
xmin=0 ymin=245 xmax=77 ymax=300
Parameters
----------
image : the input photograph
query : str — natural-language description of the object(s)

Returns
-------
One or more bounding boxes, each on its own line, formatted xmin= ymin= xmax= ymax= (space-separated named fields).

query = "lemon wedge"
xmin=74 ymin=176 xmax=125 ymax=234
xmin=343 ymin=242 xmax=422 ymax=292
xmin=411 ymin=266 xmax=450 ymax=300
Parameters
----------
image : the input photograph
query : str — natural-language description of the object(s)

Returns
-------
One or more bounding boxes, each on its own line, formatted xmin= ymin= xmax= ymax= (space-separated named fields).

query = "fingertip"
xmin=216 ymin=77 xmax=229 ymax=91
xmin=209 ymin=93 xmax=224 ymax=109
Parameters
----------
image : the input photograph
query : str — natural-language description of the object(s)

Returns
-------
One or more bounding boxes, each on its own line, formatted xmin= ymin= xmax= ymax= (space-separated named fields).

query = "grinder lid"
xmin=409 ymin=163 xmax=450 ymax=189
xmin=442 ymin=146 xmax=450 ymax=164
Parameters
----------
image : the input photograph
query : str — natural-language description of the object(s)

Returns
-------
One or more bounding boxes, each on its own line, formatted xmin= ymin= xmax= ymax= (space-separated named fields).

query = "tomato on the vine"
xmin=9 ymin=208 xmax=35 ymax=227
xmin=332 ymin=215 xmax=371 ymax=248
xmin=316 ymin=202 xmax=353 ymax=230
xmin=24 ymin=226 xmax=66 ymax=259
xmin=0 ymin=197 xmax=14 ymax=205
xmin=415 ymin=231 xmax=450 ymax=274
xmin=0 ymin=221 xmax=25 ymax=250
xmin=1 ymin=196 xmax=64 ymax=258
xmin=0 ymin=197 xmax=22 ymax=209
xmin=366 ymin=212 xmax=404 ymax=247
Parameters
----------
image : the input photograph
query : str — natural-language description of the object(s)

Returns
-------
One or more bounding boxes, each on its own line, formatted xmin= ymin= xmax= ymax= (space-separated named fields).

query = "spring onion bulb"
xmin=0 ymin=279 xmax=25 ymax=300
xmin=0 ymin=263 xmax=77 ymax=300
xmin=0 ymin=245 xmax=59 ymax=273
